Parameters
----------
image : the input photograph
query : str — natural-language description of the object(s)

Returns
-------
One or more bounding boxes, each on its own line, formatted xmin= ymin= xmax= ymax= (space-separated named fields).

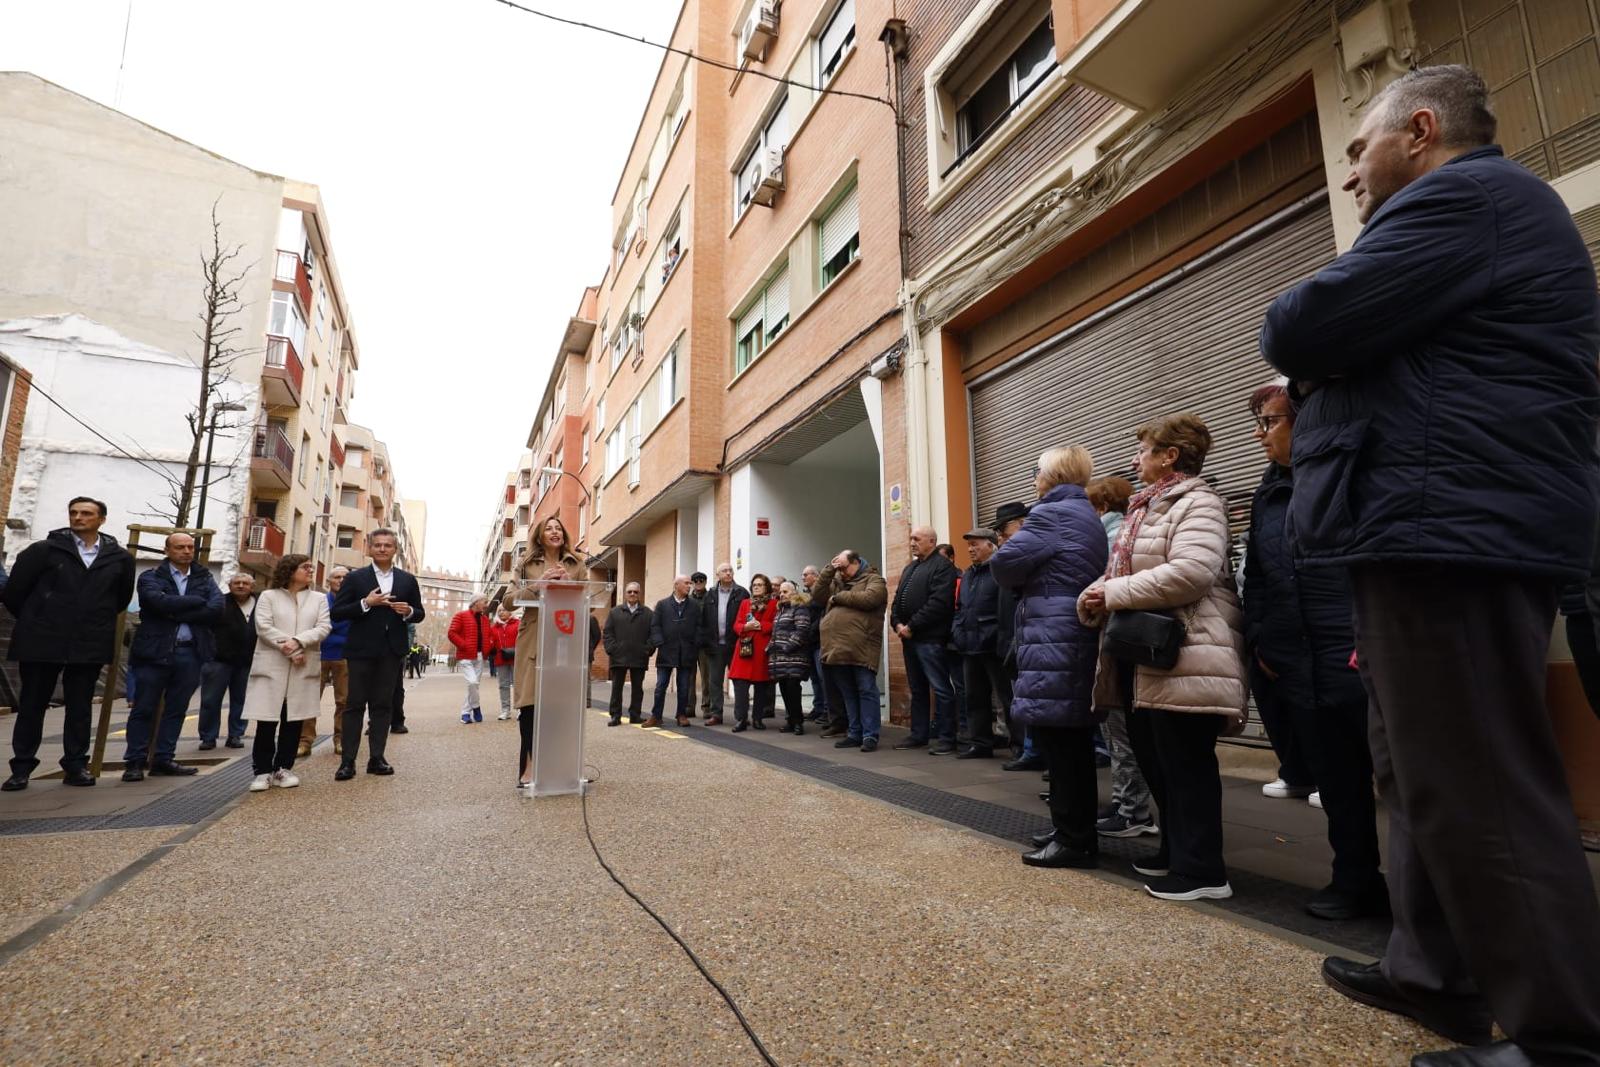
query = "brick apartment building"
xmin=488 ymin=0 xmax=1600 ymax=752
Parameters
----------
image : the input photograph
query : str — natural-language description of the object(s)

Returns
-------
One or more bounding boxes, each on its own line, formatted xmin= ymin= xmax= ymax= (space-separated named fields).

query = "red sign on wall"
xmin=756 ymin=518 xmax=770 ymax=537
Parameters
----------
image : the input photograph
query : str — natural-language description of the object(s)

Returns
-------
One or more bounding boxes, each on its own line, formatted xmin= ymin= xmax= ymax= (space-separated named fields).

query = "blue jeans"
xmin=809 ymin=646 xmax=828 ymax=712
xmin=827 ymin=664 xmax=881 ymax=741
xmin=197 ymin=659 xmax=249 ymax=743
xmin=651 ymin=665 xmax=694 ymax=720
xmin=903 ymin=639 xmax=956 ymax=743
xmin=125 ymin=646 xmax=202 ymax=764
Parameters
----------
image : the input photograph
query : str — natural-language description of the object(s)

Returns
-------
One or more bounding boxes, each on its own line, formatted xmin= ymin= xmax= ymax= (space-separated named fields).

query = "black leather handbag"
xmin=1103 ymin=609 xmax=1187 ymax=670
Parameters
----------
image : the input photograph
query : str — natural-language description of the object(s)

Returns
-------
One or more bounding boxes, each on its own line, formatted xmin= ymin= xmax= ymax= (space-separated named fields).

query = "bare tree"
xmin=170 ymin=199 xmax=254 ymax=527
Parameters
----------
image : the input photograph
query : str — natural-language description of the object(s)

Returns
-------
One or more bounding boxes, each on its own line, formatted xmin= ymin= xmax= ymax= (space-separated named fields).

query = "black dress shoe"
xmin=1321 ymin=958 xmax=1493 ymax=1046
xmin=390 ymin=724 xmax=410 ymax=734
xmin=1030 ymin=829 xmax=1056 ymax=847
xmin=335 ymin=761 xmax=356 ymax=781
xmin=2 ymin=773 xmax=28 ymax=791
xmin=628 ymin=716 xmax=643 ymax=725
xmin=1307 ymin=884 xmax=1391 ymax=921
xmin=731 ymin=721 xmax=749 ymax=733
xmin=366 ymin=759 xmax=395 ymax=776
xmin=892 ymin=737 xmax=927 ymax=749
xmin=148 ymin=761 xmax=198 ymax=776
xmin=1021 ymin=839 xmax=1097 ymax=869
xmin=954 ymin=746 xmax=992 ymax=759
xmin=1002 ymin=754 xmax=1046 ymax=771
xmin=752 ymin=718 xmax=766 ymax=731
xmin=62 ymin=769 xmax=95 ymax=787
xmin=122 ymin=763 xmax=146 ymax=782
xmin=1411 ymin=1040 xmax=1534 ymax=1067
xmin=197 ymin=740 xmax=217 ymax=751
xmin=834 ymin=737 xmax=862 ymax=749
xmin=224 ymin=737 xmax=245 ymax=748
xmin=607 ymin=717 xmax=621 ymax=727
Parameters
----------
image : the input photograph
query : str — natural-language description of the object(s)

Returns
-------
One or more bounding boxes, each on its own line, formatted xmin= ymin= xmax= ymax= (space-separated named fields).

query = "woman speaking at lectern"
xmin=508 ymin=516 xmax=588 ymax=790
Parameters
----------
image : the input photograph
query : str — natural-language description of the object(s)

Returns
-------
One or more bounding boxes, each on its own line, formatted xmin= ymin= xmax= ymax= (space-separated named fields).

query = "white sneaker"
xmin=249 ymin=773 xmax=271 ymax=792
xmin=1308 ymin=791 xmax=1323 ymax=809
xmin=1262 ymin=778 xmax=1314 ymax=799
xmin=498 ymin=711 xmax=511 ymax=721
xmin=272 ymin=769 xmax=300 ymax=789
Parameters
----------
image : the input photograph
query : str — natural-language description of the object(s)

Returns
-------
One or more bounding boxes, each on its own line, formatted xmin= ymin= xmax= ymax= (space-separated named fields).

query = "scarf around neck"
xmin=1107 ymin=473 xmax=1189 ymax=579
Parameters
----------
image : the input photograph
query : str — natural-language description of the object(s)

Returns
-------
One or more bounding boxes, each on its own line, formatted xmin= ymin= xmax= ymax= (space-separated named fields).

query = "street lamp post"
xmin=539 ymin=465 xmax=590 ymax=501
xmin=195 ymin=400 xmax=247 ymax=531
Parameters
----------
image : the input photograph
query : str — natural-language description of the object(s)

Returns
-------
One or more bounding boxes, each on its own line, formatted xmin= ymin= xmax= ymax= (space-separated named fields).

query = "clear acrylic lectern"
xmin=514 ymin=580 xmax=614 ymax=797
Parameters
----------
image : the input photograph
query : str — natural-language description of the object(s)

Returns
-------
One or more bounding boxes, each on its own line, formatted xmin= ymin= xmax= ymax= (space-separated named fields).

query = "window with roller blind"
xmin=818 ymin=0 xmax=856 ymax=86
xmin=818 ymin=182 xmax=860 ymax=287
xmin=734 ymin=96 xmax=791 ymax=219
xmin=733 ymin=268 xmax=791 ymax=373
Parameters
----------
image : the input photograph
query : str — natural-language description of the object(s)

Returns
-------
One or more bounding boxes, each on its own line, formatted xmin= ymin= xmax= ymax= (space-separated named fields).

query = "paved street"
xmin=0 ymin=672 xmax=1469 ymax=1065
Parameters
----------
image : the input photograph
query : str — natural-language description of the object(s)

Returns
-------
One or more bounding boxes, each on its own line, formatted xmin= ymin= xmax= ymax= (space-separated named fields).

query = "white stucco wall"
xmin=0 ymin=315 xmax=250 ymax=574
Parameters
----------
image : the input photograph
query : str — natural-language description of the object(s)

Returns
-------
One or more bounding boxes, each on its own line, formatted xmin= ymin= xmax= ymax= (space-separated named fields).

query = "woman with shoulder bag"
xmin=767 ymin=580 xmax=815 ymax=735
xmin=242 ymin=554 xmax=331 ymax=793
xmin=1077 ymin=413 xmax=1248 ymax=902
xmin=729 ymin=574 xmax=778 ymax=732
xmin=990 ymin=446 xmax=1109 ymax=869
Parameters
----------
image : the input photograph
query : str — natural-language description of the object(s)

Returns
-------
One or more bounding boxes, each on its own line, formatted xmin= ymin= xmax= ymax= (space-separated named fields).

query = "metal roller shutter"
xmin=969 ymin=190 xmax=1337 ymax=537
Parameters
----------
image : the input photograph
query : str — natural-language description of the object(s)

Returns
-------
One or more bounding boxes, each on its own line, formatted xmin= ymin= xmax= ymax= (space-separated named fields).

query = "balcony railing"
xmin=329 ymin=433 xmax=345 ymax=469
xmin=253 ymin=425 xmax=295 ymax=471
xmin=245 ymin=516 xmax=286 ymax=556
xmin=275 ymin=249 xmax=313 ymax=311
xmin=265 ymin=335 xmax=305 ymax=393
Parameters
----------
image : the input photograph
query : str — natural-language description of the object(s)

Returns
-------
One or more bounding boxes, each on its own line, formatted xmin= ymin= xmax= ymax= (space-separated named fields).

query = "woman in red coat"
xmin=728 ymin=573 xmax=778 ymax=732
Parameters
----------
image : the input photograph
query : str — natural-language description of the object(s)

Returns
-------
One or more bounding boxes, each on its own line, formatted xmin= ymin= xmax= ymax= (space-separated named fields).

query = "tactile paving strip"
xmin=0 ymin=738 xmax=324 ymax=837
xmin=675 ymin=723 xmax=1390 ymax=958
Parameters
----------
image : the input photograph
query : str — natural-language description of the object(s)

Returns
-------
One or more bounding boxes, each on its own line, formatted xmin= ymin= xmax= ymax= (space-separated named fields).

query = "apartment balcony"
xmin=275 ymin=249 xmax=313 ymax=312
xmin=239 ymin=516 xmax=285 ymax=572
xmin=263 ymin=335 xmax=304 ymax=409
xmin=250 ymin=425 xmax=295 ymax=489
xmin=337 ymin=504 xmax=365 ymax=531
xmin=1054 ymin=0 xmax=1283 ymax=110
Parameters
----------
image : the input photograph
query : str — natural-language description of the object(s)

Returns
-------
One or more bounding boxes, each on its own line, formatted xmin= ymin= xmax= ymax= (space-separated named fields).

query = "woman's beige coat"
xmin=508 ymin=550 xmax=590 ymax=708
xmin=242 ymin=588 xmax=332 ymax=722
xmin=1077 ymin=477 xmax=1248 ymax=720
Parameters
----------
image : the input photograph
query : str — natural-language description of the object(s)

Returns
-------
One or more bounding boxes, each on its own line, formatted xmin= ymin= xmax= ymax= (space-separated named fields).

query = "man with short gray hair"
xmin=1263 ymin=64 xmax=1600 ymax=1066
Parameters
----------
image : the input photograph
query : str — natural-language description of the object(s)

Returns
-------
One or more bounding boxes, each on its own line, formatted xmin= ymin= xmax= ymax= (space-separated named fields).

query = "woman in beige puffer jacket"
xmin=1078 ymin=413 xmax=1247 ymax=902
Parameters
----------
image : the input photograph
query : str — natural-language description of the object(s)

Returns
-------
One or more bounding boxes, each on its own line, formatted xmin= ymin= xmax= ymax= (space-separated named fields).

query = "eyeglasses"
xmin=1254 ymin=414 xmax=1291 ymax=433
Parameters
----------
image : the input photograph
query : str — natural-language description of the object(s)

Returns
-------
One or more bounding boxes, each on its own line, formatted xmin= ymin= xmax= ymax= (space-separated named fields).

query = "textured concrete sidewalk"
xmin=0 ymin=674 xmax=1445 ymax=1065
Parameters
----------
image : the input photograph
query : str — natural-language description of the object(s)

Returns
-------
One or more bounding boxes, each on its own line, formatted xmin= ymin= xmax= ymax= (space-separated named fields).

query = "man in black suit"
xmin=603 ymin=581 xmax=653 ymax=726
xmin=646 ymin=575 xmax=704 ymax=728
xmin=329 ymin=529 xmax=424 ymax=780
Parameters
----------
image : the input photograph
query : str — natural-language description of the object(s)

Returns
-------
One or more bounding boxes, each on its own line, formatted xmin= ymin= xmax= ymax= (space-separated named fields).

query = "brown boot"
xmin=640 ymin=717 xmax=663 ymax=728
xmin=333 ymin=736 xmax=343 ymax=756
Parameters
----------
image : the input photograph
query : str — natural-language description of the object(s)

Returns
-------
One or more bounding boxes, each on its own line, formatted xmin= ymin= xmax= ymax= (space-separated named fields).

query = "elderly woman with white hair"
xmin=990 ymin=446 xmax=1109 ymax=868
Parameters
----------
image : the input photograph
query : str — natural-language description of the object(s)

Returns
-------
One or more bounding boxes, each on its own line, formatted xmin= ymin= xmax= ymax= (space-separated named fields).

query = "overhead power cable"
xmin=24 ymin=379 xmax=184 ymax=488
xmin=485 ymin=0 xmax=895 ymax=110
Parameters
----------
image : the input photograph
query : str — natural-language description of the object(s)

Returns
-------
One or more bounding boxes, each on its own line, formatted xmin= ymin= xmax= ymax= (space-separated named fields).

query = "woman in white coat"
xmin=243 ymin=554 xmax=331 ymax=792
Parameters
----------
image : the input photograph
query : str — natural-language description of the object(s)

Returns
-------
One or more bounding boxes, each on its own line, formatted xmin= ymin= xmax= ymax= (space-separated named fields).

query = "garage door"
xmin=969 ymin=190 xmax=1337 ymax=532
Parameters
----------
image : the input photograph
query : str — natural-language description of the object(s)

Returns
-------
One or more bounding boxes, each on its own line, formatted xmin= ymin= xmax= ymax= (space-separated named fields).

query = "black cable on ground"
xmin=578 ymin=768 xmax=780 ymax=1067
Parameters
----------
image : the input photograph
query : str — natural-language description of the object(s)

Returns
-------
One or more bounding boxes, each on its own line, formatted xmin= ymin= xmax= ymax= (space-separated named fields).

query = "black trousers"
xmin=1353 ymin=564 xmax=1600 ymax=1062
xmin=343 ymin=656 xmax=402 ymax=764
xmin=391 ymin=669 xmax=407 ymax=726
xmin=1250 ymin=662 xmax=1315 ymax=788
xmin=10 ymin=661 xmax=102 ymax=777
xmin=252 ymin=703 xmax=300 ymax=774
xmin=1564 ymin=611 xmax=1600 ymax=722
xmin=732 ymin=679 xmax=774 ymax=723
xmin=777 ymin=678 xmax=804 ymax=725
xmin=1033 ymin=724 xmax=1098 ymax=852
xmin=1125 ymin=693 xmax=1226 ymax=884
xmin=962 ymin=653 xmax=1010 ymax=751
xmin=519 ymin=705 xmax=535 ymax=780
xmin=609 ymin=666 xmax=645 ymax=719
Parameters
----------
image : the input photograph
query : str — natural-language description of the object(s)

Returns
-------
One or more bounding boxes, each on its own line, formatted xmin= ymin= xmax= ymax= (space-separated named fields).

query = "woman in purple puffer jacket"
xmin=989 ymin=445 xmax=1108 ymax=870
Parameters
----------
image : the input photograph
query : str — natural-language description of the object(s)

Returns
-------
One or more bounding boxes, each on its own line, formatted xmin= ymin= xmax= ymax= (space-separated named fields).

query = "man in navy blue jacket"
xmin=124 ymin=532 xmax=223 ymax=780
xmin=1262 ymin=65 xmax=1600 ymax=1067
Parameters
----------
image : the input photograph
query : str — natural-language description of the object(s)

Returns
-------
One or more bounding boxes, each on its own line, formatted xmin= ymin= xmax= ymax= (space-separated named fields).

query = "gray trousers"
xmin=697 ymin=649 xmax=715 ymax=714
xmin=1353 ymin=564 xmax=1600 ymax=1063
xmin=1103 ymin=706 xmax=1151 ymax=822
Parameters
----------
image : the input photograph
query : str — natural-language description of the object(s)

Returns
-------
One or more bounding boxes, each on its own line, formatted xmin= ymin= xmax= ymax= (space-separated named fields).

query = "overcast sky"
xmin=0 ymin=0 xmax=681 ymax=575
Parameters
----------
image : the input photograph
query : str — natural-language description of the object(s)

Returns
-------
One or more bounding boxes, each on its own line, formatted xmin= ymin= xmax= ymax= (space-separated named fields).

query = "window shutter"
xmin=820 ymin=0 xmax=855 ymax=72
xmin=764 ymin=268 xmax=790 ymax=333
xmin=736 ymin=301 xmax=764 ymax=343
xmin=820 ymin=184 xmax=860 ymax=264
xmin=766 ymin=97 xmax=790 ymax=150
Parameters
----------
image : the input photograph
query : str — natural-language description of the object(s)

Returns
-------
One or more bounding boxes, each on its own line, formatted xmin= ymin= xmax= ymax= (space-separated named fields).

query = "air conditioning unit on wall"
xmin=751 ymin=147 xmax=785 ymax=207
xmin=741 ymin=1 xmax=779 ymax=61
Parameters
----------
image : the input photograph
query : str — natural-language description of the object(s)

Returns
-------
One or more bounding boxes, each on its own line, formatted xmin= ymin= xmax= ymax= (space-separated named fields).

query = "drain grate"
xmin=675 ymin=723 xmax=1390 ymax=958
xmin=0 ymin=738 xmax=324 ymax=837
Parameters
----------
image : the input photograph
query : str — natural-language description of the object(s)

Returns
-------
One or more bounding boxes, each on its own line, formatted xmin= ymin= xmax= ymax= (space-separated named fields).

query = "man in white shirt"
xmin=328 ymin=529 xmax=424 ymax=780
